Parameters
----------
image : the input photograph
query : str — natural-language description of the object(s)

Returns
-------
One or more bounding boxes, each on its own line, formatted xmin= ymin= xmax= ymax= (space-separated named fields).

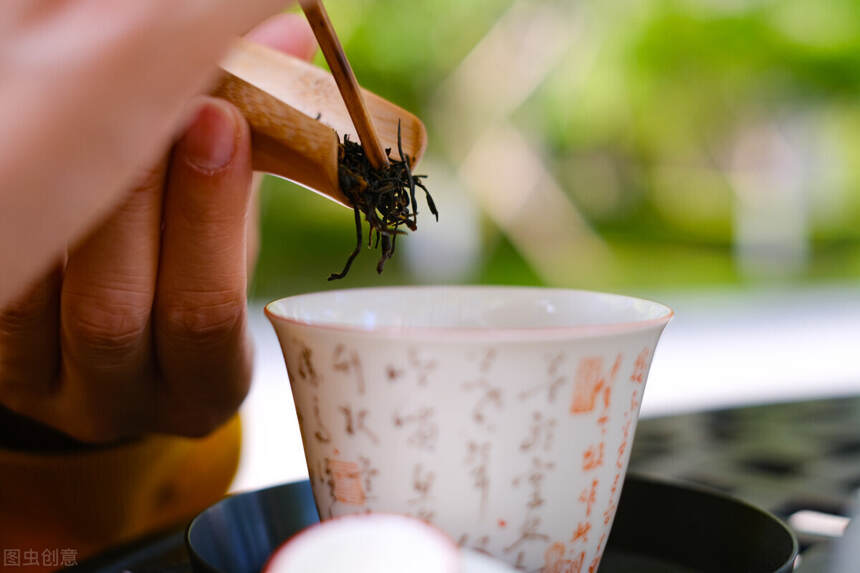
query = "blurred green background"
xmin=250 ymin=0 xmax=860 ymax=301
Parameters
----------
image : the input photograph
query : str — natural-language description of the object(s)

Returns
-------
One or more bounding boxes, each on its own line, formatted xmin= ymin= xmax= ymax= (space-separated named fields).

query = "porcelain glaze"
xmin=266 ymin=287 xmax=671 ymax=572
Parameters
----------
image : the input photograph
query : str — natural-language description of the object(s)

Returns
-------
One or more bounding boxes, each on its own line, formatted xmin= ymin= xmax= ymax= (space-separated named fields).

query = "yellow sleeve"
xmin=0 ymin=416 xmax=241 ymax=570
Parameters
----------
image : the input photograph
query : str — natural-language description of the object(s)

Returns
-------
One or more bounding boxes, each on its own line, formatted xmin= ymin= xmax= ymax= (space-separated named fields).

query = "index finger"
xmin=152 ymin=14 xmax=315 ymax=437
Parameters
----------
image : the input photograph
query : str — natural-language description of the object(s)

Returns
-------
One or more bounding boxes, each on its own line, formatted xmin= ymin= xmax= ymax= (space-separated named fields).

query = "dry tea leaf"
xmin=330 ymin=122 xmax=437 ymax=280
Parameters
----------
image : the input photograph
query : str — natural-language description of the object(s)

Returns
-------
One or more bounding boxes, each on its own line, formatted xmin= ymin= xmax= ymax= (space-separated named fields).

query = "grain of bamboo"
xmin=299 ymin=0 xmax=390 ymax=170
xmin=215 ymin=39 xmax=427 ymax=207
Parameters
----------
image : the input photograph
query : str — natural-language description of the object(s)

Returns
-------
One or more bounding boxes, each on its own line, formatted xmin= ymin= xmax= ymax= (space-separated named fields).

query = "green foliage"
xmin=252 ymin=0 xmax=860 ymax=299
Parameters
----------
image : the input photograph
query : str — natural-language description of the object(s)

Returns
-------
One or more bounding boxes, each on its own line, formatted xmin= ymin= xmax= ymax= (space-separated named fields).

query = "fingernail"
xmin=182 ymin=100 xmax=238 ymax=173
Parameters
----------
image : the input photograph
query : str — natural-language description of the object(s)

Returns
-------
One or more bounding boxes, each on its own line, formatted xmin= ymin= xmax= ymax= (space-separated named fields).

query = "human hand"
xmin=0 ymin=0 xmax=300 ymax=307
xmin=0 ymin=14 xmax=317 ymax=444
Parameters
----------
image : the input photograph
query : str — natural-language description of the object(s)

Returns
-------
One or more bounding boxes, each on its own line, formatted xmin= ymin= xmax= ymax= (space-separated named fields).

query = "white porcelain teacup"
xmin=266 ymin=286 xmax=672 ymax=572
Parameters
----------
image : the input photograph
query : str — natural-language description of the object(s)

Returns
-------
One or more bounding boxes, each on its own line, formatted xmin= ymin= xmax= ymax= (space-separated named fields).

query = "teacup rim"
xmin=264 ymin=286 xmax=673 ymax=340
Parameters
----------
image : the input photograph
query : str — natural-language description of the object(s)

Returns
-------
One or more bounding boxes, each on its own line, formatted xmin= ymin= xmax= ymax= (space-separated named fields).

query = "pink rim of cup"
xmin=265 ymin=286 xmax=673 ymax=339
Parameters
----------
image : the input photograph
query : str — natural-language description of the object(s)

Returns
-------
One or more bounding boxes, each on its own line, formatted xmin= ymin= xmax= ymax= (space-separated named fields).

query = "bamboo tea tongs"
xmin=213 ymin=0 xmax=427 ymax=207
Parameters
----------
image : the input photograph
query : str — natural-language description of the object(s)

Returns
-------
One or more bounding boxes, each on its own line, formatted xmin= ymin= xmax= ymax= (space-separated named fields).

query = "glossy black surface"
xmin=76 ymin=394 xmax=860 ymax=573
xmin=606 ymin=477 xmax=797 ymax=573
xmin=186 ymin=481 xmax=317 ymax=573
xmin=184 ymin=474 xmax=796 ymax=573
